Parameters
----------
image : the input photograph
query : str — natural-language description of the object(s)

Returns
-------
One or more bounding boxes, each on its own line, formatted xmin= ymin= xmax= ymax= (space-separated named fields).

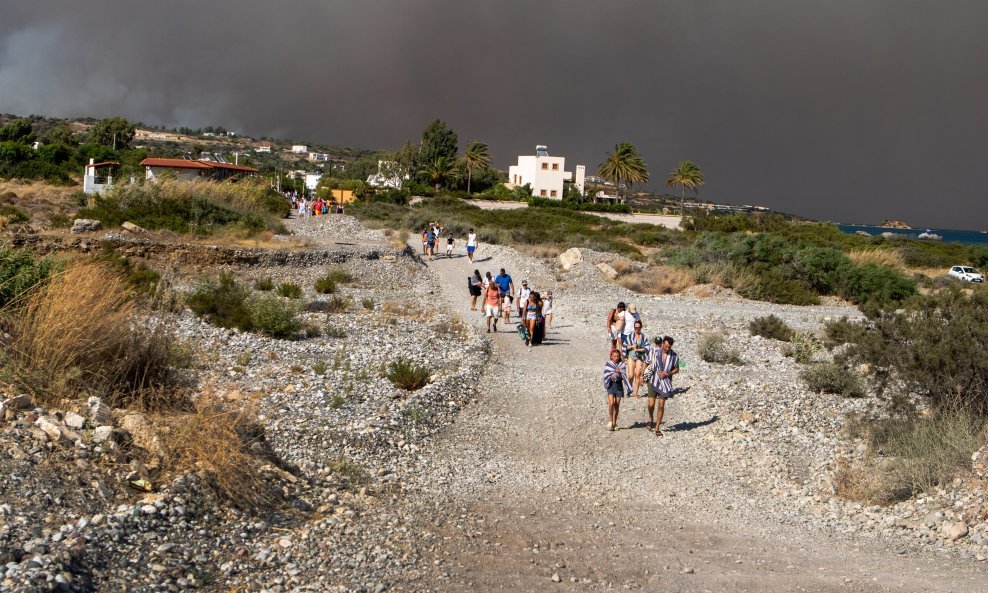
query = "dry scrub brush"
xmin=161 ymin=391 xmax=278 ymax=510
xmin=848 ymin=248 xmax=906 ymax=271
xmin=1 ymin=262 xmax=178 ymax=409
xmin=618 ymin=265 xmax=694 ymax=295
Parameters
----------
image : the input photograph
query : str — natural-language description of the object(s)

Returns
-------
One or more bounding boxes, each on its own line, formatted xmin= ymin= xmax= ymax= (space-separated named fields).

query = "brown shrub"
xmin=848 ymin=248 xmax=906 ymax=271
xmin=2 ymin=263 xmax=177 ymax=409
xmin=161 ymin=391 xmax=277 ymax=510
xmin=618 ymin=265 xmax=694 ymax=295
xmin=518 ymin=244 xmax=561 ymax=260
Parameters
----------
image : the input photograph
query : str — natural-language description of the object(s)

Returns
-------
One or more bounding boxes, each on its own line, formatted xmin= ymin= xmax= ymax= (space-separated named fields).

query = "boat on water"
xmin=917 ymin=229 xmax=943 ymax=240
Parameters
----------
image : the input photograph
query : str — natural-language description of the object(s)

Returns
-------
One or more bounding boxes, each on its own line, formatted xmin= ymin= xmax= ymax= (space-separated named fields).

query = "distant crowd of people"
xmin=602 ymin=301 xmax=679 ymax=435
xmin=289 ymin=191 xmax=344 ymax=218
xmin=420 ymin=222 xmax=480 ymax=262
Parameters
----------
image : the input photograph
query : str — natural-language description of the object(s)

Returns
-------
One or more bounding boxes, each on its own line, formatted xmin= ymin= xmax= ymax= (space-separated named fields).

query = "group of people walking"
xmin=292 ymin=193 xmax=343 ymax=218
xmin=602 ymin=301 xmax=679 ymax=435
xmin=421 ymin=224 xmax=481 ymax=262
xmin=467 ymin=267 xmax=553 ymax=347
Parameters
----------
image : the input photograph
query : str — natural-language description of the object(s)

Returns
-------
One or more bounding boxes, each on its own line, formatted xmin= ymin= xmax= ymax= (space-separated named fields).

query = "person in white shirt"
xmin=466 ymin=228 xmax=478 ymax=262
xmin=621 ymin=304 xmax=641 ymax=348
xmin=516 ymin=280 xmax=532 ymax=319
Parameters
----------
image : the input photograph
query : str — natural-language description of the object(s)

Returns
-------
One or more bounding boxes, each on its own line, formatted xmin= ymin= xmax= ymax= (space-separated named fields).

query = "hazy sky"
xmin=2 ymin=1 xmax=986 ymax=228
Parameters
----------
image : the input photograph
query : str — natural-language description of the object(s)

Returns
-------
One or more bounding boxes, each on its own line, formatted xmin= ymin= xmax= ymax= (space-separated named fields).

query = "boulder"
xmin=92 ymin=425 xmax=114 ymax=444
xmin=0 ymin=394 xmax=33 ymax=421
xmin=121 ymin=221 xmax=146 ymax=234
xmin=595 ymin=262 xmax=619 ymax=280
xmin=946 ymin=521 xmax=969 ymax=541
xmin=558 ymin=248 xmax=583 ymax=271
xmin=35 ymin=416 xmax=81 ymax=445
xmin=119 ymin=413 xmax=165 ymax=460
xmin=64 ymin=411 xmax=86 ymax=430
xmin=87 ymin=397 xmax=113 ymax=426
xmin=71 ymin=219 xmax=102 ymax=233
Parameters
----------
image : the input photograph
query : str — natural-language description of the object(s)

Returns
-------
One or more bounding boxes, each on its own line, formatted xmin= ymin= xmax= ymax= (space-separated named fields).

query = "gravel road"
xmin=406 ymin=242 xmax=986 ymax=592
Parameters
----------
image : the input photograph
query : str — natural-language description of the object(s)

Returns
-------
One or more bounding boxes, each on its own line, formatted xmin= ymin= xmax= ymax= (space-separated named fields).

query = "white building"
xmin=255 ymin=145 xmax=272 ymax=153
xmin=305 ymin=173 xmax=322 ymax=191
xmin=291 ymin=145 xmax=308 ymax=153
xmin=309 ymin=152 xmax=329 ymax=162
xmin=82 ymin=158 xmax=119 ymax=194
xmin=366 ymin=160 xmax=408 ymax=189
xmin=506 ymin=145 xmax=585 ymax=199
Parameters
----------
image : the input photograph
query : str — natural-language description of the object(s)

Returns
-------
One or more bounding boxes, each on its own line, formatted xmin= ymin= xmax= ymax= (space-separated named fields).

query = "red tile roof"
xmin=90 ymin=161 xmax=121 ymax=167
xmin=140 ymin=158 xmax=212 ymax=170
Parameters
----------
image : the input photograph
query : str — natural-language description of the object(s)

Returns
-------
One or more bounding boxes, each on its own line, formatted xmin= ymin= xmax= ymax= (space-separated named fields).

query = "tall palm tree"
xmin=665 ymin=160 xmax=704 ymax=215
xmin=595 ymin=143 xmax=649 ymax=202
xmin=462 ymin=141 xmax=491 ymax=195
xmin=418 ymin=156 xmax=461 ymax=194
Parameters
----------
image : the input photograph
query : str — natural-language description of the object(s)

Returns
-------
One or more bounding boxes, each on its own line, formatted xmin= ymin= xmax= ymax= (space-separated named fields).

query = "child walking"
xmin=603 ymin=349 xmax=633 ymax=431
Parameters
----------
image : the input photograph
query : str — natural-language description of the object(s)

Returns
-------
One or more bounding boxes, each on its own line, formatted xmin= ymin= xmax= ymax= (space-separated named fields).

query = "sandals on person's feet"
xmin=654 ymin=429 xmax=663 ymax=436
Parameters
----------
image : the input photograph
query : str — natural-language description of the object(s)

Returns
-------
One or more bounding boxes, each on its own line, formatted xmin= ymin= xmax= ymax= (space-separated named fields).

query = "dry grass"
xmin=617 ymin=265 xmax=695 ymax=295
xmin=0 ymin=179 xmax=79 ymax=208
xmin=836 ymin=412 xmax=986 ymax=505
xmin=196 ymin=229 xmax=309 ymax=250
xmin=849 ymin=248 xmax=906 ymax=271
xmin=518 ymin=244 xmax=561 ymax=260
xmin=160 ymin=390 xmax=277 ymax=510
xmin=381 ymin=299 xmax=431 ymax=321
xmin=1 ymin=262 xmax=177 ymax=409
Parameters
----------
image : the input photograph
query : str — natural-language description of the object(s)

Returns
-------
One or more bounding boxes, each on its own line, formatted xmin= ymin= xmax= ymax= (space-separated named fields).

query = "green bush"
xmin=246 ymin=294 xmax=302 ymax=339
xmin=827 ymin=287 xmax=988 ymax=413
xmin=77 ymin=179 xmax=287 ymax=236
xmin=277 ymin=282 xmax=303 ymax=299
xmin=386 ymin=357 xmax=431 ymax=391
xmin=839 ymin=263 xmax=915 ymax=308
xmin=0 ymin=204 xmax=30 ymax=224
xmin=840 ymin=412 xmax=987 ymax=504
xmin=748 ymin=314 xmax=794 ymax=341
xmin=737 ymin=270 xmax=820 ymax=306
xmin=187 ymin=273 xmax=253 ymax=332
xmin=314 ymin=277 xmax=337 ymax=294
xmin=253 ymin=276 xmax=274 ymax=291
xmin=698 ymin=332 xmax=743 ymax=364
xmin=0 ymin=248 xmax=56 ymax=308
xmin=801 ymin=362 xmax=865 ymax=397
xmin=784 ymin=331 xmax=820 ymax=363
xmin=361 ymin=297 xmax=375 ymax=310
xmin=325 ymin=268 xmax=353 ymax=284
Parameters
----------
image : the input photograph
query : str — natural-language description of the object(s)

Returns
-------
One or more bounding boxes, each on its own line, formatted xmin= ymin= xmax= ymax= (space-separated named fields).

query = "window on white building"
xmin=552 ymin=163 xmax=559 ymax=171
xmin=540 ymin=190 xmax=547 ymax=197
xmin=541 ymin=163 xmax=548 ymax=170
xmin=550 ymin=190 xmax=557 ymax=197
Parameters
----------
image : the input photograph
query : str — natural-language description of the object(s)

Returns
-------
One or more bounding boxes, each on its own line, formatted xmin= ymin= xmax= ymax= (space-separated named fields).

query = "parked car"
xmin=948 ymin=266 xmax=984 ymax=282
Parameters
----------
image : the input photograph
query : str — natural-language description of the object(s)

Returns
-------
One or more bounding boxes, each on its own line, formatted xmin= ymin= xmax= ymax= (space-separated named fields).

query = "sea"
xmin=836 ymin=224 xmax=988 ymax=247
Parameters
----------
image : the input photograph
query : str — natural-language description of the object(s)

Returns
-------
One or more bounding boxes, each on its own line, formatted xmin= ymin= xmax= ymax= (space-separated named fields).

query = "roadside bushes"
xmin=526 ymin=197 xmax=632 ymax=213
xmin=77 ymin=179 xmax=288 ymax=236
xmin=386 ymin=357 xmax=430 ymax=391
xmin=0 ymin=247 xmax=55 ymax=308
xmin=188 ymin=273 xmax=303 ymax=339
xmin=837 ymin=412 xmax=986 ymax=505
xmin=748 ymin=314 xmax=794 ymax=341
xmin=801 ymin=362 xmax=864 ymax=397
xmin=826 ymin=286 xmax=988 ymax=414
xmin=0 ymin=263 xmax=178 ymax=408
xmin=698 ymin=332 xmax=743 ymax=364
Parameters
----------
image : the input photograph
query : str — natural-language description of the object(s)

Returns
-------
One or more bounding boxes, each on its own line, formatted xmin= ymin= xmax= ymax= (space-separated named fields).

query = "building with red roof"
xmin=139 ymin=158 xmax=259 ymax=182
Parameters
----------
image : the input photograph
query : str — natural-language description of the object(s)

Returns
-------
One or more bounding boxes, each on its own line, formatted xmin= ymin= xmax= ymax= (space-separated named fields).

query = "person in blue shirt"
xmin=494 ymin=268 xmax=515 ymax=324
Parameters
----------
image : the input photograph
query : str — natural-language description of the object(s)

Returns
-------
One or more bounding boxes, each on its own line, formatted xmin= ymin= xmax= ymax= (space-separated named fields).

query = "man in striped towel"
xmin=603 ymin=349 xmax=633 ymax=432
xmin=644 ymin=336 xmax=679 ymax=436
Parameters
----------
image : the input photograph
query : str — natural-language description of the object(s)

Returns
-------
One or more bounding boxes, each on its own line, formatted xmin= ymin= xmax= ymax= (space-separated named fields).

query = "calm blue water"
xmin=837 ymin=224 xmax=988 ymax=246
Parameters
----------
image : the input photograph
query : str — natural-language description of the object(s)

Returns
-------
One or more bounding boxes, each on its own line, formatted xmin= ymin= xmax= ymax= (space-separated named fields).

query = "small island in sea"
xmin=880 ymin=219 xmax=912 ymax=229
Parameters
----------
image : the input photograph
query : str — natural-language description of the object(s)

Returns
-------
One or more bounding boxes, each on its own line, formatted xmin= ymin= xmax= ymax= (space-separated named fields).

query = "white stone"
xmin=558 ymin=248 xmax=583 ymax=271
xmin=64 ymin=411 xmax=86 ymax=430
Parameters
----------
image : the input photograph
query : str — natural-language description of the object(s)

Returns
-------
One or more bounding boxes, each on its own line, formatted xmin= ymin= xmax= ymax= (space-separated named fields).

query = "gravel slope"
xmin=405 ymin=241 xmax=987 ymax=592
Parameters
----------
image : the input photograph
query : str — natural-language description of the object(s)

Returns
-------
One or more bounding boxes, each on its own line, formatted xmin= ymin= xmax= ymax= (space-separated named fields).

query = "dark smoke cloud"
xmin=2 ymin=0 xmax=986 ymax=229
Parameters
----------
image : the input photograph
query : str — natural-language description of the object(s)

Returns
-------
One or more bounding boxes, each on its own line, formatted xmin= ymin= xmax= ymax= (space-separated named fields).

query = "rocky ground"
xmin=0 ymin=213 xmax=986 ymax=592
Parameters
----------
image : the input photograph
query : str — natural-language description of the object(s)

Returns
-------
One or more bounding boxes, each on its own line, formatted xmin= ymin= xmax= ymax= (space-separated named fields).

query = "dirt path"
xmin=409 ymin=246 xmax=985 ymax=592
xmin=465 ymin=200 xmax=683 ymax=229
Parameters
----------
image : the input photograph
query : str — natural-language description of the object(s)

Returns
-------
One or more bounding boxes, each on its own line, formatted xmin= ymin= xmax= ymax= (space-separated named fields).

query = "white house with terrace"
xmin=506 ymin=145 xmax=585 ymax=199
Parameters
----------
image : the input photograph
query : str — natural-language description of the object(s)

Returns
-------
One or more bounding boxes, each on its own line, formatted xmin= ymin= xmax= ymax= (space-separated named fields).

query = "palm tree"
xmin=665 ymin=160 xmax=704 ymax=215
xmin=595 ymin=143 xmax=649 ymax=202
xmin=418 ymin=156 xmax=461 ymax=194
xmin=462 ymin=141 xmax=491 ymax=195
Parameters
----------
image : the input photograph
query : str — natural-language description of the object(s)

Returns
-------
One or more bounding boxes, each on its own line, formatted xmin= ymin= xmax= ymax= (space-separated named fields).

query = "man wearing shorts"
xmin=484 ymin=281 xmax=502 ymax=332
xmin=426 ymin=228 xmax=436 ymax=260
xmin=644 ymin=336 xmax=679 ymax=435
xmin=516 ymin=280 xmax=531 ymax=319
xmin=466 ymin=228 xmax=478 ymax=262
